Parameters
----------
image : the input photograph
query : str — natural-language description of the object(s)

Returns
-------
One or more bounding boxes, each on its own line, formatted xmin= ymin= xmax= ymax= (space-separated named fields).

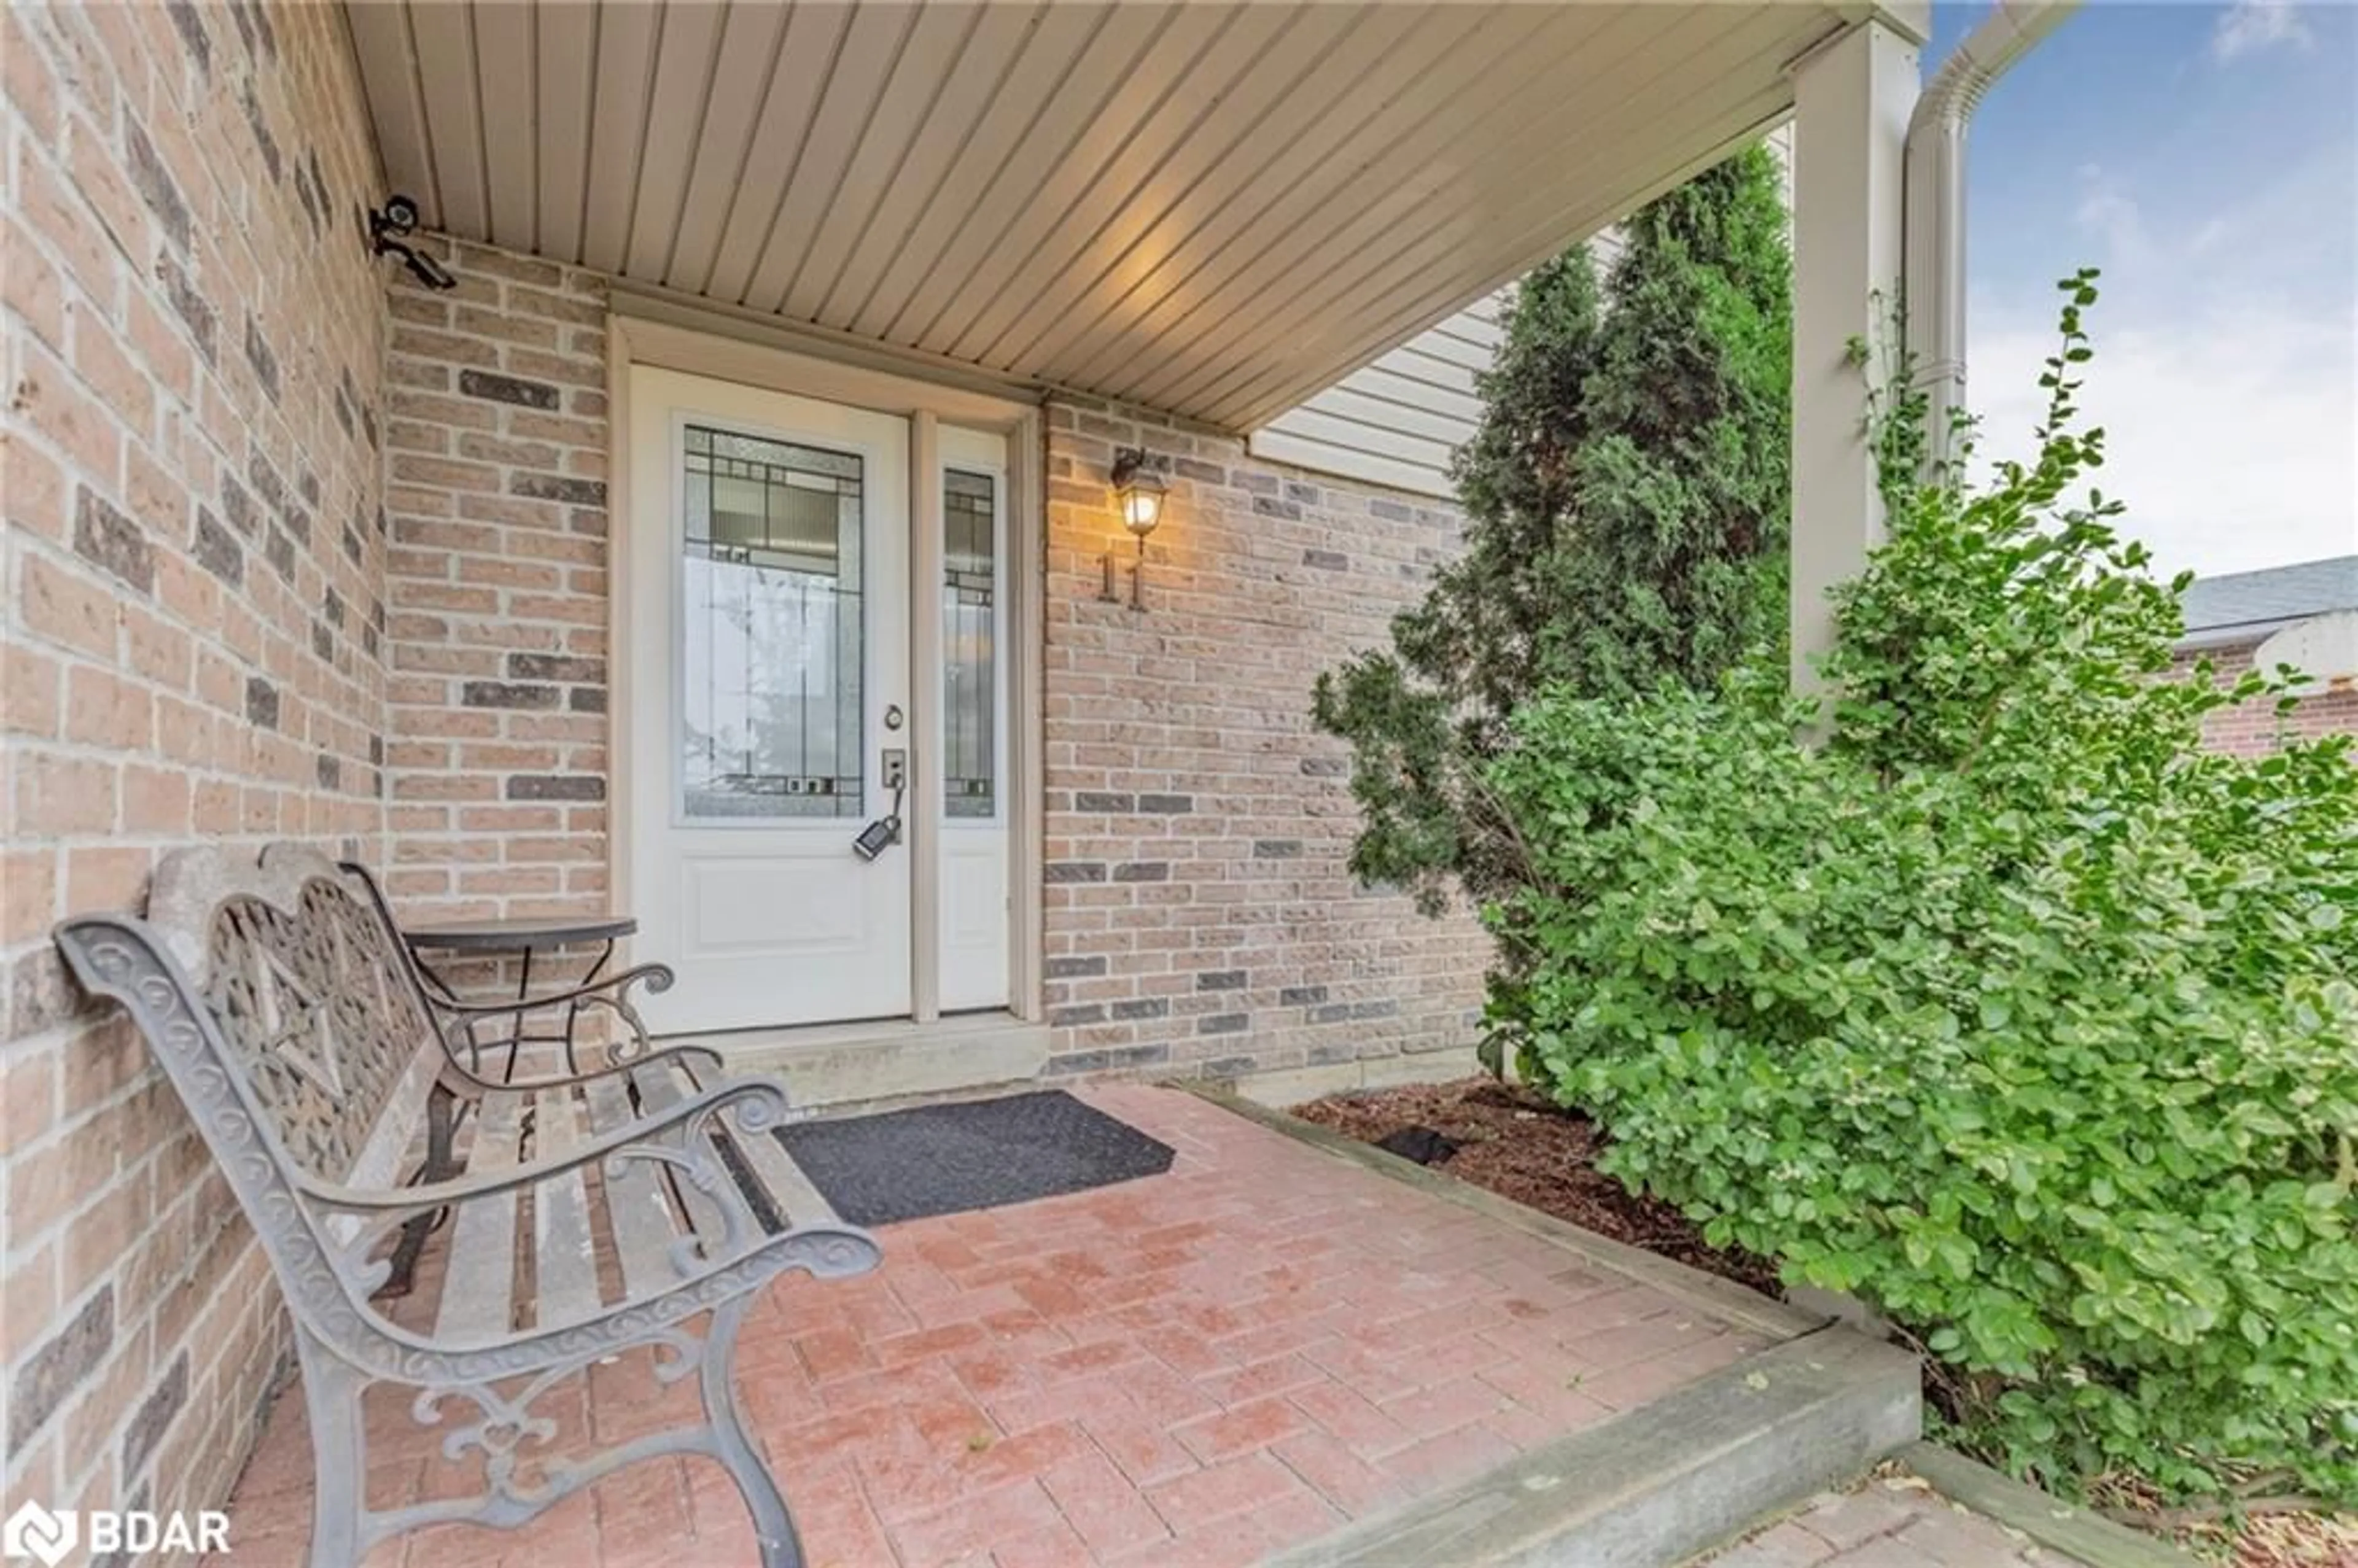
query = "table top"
xmin=401 ymin=914 xmax=638 ymax=952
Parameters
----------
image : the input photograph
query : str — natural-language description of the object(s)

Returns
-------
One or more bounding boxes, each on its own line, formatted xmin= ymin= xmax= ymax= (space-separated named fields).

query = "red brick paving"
xmin=210 ymin=1085 xmax=1778 ymax=1567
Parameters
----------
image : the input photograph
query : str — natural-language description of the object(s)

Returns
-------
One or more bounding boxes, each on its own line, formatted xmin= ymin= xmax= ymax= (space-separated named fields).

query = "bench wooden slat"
xmin=724 ymin=1115 xmax=838 ymax=1231
xmin=529 ymin=1087 xmax=602 ymax=1329
xmin=582 ymin=1073 xmax=682 ymax=1300
xmin=629 ymin=1062 xmax=737 ymax=1259
xmin=673 ymin=1057 xmax=838 ymax=1230
xmin=435 ymin=1090 xmax=524 ymax=1344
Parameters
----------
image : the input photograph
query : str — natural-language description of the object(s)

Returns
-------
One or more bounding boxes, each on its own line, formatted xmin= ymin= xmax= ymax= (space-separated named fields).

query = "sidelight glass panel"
xmin=679 ymin=424 xmax=863 ymax=819
xmin=943 ymin=468 xmax=997 ymax=820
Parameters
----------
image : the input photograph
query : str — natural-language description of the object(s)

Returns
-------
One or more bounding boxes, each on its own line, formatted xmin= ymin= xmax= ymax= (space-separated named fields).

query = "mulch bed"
xmin=2089 ymin=1474 xmax=2358 ymax=1568
xmin=2182 ymin=1511 xmax=2358 ymax=1568
xmin=1289 ymin=1075 xmax=1782 ymax=1298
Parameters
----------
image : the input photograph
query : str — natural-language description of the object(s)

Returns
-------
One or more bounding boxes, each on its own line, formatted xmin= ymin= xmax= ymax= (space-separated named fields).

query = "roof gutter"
xmin=1903 ymin=1 xmax=2081 ymax=472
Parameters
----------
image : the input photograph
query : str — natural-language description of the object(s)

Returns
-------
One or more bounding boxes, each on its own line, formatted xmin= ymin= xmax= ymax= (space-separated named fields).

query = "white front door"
xmin=628 ymin=367 xmax=911 ymax=1033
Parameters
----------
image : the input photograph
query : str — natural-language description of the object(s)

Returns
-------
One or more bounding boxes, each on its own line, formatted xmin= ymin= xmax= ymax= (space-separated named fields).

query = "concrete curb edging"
xmin=1176 ymin=1084 xmax=1824 ymax=1342
xmin=1266 ymin=1329 xmax=1923 ymax=1568
xmin=1897 ymin=1442 xmax=2203 ymax=1568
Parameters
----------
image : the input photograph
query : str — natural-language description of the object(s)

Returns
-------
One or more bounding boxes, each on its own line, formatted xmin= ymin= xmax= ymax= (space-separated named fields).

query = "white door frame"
xmin=607 ymin=307 xmax=1046 ymax=1028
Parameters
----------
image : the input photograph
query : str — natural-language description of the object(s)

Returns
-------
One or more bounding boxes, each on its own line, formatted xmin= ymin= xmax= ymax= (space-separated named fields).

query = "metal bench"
xmin=53 ymin=843 xmax=879 ymax=1568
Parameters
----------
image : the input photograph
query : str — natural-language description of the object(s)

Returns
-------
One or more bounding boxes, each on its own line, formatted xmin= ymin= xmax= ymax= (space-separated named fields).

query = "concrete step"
xmin=1266 ymin=1327 xmax=1922 ymax=1568
xmin=706 ymin=1011 xmax=1050 ymax=1110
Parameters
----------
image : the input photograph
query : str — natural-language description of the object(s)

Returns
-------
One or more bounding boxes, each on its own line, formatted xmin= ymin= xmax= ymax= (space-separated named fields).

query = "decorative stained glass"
xmin=679 ymin=424 xmax=864 ymax=819
xmin=943 ymin=468 xmax=997 ymax=820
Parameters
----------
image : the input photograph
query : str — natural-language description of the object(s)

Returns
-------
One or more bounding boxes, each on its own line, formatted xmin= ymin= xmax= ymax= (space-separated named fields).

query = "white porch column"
xmin=1788 ymin=17 xmax=1922 ymax=693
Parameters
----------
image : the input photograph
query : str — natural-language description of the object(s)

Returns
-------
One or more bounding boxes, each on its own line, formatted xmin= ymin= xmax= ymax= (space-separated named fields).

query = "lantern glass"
xmin=1120 ymin=484 xmax=1163 ymax=535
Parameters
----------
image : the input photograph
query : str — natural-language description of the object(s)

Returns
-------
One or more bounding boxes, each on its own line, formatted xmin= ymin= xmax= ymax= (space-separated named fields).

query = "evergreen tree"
xmin=1311 ymin=143 xmax=1793 ymax=917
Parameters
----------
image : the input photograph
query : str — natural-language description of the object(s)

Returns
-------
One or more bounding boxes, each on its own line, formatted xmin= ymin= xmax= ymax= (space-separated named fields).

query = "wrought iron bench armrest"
xmin=433 ymin=1034 xmax=720 ymax=1101
xmin=367 ymin=1214 xmax=883 ymax=1369
xmin=300 ymin=1076 xmax=792 ymax=1219
xmin=519 ymin=1217 xmax=882 ymax=1351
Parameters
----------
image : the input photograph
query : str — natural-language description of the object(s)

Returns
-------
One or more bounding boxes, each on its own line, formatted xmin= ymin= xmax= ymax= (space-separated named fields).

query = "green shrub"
xmin=1485 ymin=273 xmax=2358 ymax=1503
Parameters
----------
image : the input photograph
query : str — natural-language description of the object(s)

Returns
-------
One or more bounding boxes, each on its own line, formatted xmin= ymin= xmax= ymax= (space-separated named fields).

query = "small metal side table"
xmin=402 ymin=913 xmax=639 ymax=1082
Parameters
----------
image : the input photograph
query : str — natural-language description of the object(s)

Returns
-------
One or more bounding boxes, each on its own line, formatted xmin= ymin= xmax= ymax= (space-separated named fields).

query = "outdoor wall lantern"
xmin=1100 ymin=447 xmax=1168 ymax=611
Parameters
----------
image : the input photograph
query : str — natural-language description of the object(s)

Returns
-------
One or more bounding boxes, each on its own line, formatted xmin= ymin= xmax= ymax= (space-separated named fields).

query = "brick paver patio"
xmin=211 ymin=1085 xmax=1781 ymax=1567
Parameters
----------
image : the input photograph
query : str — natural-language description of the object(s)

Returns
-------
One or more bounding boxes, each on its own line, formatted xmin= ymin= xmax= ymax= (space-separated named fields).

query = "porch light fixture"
xmin=1100 ymin=447 xmax=1167 ymax=611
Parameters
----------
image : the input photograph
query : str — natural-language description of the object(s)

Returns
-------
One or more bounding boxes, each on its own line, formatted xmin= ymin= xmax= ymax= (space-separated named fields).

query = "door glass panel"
xmin=943 ymin=468 xmax=997 ymax=820
xmin=679 ymin=424 xmax=863 ymax=820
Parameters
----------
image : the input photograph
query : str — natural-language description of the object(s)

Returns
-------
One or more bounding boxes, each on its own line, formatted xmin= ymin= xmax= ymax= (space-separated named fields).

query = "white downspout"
xmin=1903 ymin=1 xmax=2081 ymax=472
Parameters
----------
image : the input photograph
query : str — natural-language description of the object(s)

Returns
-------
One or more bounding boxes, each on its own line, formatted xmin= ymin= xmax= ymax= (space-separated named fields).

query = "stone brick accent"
xmin=1 ymin=0 xmax=386 ymax=1533
xmin=380 ymin=244 xmax=612 ymax=920
xmin=7 ymin=1286 xmax=114 ymax=1454
xmin=2175 ymin=641 xmax=2358 ymax=756
xmin=1041 ymin=398 xmax=1488 ymax=1079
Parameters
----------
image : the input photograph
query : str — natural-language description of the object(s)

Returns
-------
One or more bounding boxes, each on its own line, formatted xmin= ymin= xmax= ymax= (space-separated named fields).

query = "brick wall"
xmin=1040 ymin=399 xmax=1490 ymax=1078
xmin=379 ymin=240 xmax=612 ymax=925
xmin=2174 ymin=641 xmax=2358 ymax=756
xmin=1 ymin=0 xmax=387 ymax=1547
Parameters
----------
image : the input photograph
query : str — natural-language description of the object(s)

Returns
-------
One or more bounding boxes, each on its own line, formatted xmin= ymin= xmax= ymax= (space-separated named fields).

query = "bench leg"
xmin=296 ymin=1327 xmax=370 ymax=1568
xmin=701 ymin=1294 xmax=803 ymax=1568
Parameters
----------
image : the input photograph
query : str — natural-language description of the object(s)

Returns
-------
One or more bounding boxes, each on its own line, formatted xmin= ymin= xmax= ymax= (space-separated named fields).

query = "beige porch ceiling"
xmin=346 ymin=1 xmax=1851 ymax=432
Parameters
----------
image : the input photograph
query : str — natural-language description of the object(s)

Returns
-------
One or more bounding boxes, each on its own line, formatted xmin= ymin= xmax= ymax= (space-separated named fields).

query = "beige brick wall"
xmin=1040 ymin=399 xmax=1489 ymax=1078
xmin=2175 ymin=642 xmax=2358 ymax=756
xmin=379 ymin=241 xmax=612 ymax=925
xmin=1 ymin=0 xmax=387 ymax=1548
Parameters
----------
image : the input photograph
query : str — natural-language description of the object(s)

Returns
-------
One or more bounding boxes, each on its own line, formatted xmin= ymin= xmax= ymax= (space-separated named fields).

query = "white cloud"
xmin=2070 ymin=168 xmax=2157 ymax=272
xmin=1965 ymin=303 xmax=2358 ymax=578
xmin=1959 ymin=136 xmax=2357 ymax=580
xmin=2211 ymin=0 xmax=2313 ymax=64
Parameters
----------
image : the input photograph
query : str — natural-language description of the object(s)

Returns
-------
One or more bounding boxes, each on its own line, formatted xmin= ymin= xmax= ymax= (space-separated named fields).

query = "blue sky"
xmin=1928 ymin=0 xmax=2356 ymax=576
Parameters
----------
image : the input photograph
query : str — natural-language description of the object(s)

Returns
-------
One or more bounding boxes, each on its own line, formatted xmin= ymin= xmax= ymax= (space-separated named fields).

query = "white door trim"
xmin=909 ymin=410 xmax=943 ymax=1024
xmin=607 ymin=313 xmax=1046 ymax=1030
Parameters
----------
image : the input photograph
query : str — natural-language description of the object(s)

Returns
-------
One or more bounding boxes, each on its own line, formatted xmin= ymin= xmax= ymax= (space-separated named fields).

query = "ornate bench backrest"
xmin=56 ymin=843 xmax=445 ymax=1189
xmin=56 ymin=844 xmax=456 ymax=1368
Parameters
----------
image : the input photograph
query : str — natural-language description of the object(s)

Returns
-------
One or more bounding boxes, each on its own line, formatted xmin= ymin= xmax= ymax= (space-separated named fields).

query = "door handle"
xmin=854 ymin=749 xmax=908 ymax=861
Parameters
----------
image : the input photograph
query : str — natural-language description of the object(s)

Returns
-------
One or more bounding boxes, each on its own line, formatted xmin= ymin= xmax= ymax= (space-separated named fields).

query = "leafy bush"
xmin=1485 ymin=273 xmax=2358 ymax=1503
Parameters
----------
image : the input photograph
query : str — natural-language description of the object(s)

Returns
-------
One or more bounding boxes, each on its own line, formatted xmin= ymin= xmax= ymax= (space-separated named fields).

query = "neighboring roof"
xmin=2178 ymin=556 xmax=2358 ymax=647
xmin=347 ymin=2 xmax=1852 ymax=433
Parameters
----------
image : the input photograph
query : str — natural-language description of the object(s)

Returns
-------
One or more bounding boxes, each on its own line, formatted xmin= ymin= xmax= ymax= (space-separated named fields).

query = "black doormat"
xmin=772 ymin=1090 xmax=1176 ymax=1228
